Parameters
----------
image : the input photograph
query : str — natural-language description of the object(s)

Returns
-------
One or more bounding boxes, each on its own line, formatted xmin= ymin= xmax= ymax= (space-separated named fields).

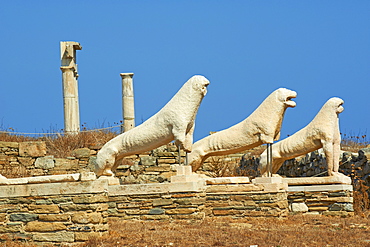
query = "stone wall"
xmin=0 ymin=179 xmax=109 ymax=245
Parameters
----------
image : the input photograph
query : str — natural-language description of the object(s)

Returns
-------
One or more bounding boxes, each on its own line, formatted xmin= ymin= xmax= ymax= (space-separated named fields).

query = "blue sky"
xmin=1 ymin=1 xmax=369 ymax=142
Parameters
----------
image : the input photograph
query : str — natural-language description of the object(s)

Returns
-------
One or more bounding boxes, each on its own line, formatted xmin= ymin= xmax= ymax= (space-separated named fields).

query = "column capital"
xmin=120 ymin=73 xmax=134 ymax=79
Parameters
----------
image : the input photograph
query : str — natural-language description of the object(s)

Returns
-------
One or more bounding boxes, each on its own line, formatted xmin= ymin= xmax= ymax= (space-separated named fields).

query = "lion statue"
xmin=95 ymin=75 xmax=210 ymax=177
xmin=259 ymin=97 xmax=344 ymax=177
xmin=188 ymin=88 xmax=297 ymax=171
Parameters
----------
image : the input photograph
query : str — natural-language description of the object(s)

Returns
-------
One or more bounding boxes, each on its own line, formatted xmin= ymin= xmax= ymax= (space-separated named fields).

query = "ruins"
xmin=0 ymin=43 xmax=356 ymax=245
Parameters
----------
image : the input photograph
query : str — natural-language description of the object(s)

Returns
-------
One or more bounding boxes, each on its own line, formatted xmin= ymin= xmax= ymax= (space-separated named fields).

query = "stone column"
xmin=60 ymin=41 xmax=82 ymax=135
xmin=120 ymin=73 xmax=135 ymax=132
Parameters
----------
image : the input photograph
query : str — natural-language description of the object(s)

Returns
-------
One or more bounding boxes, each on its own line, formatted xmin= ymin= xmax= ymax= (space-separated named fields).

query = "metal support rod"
xmin=267 ymin=143 xmax=273 ymax=177
xmin=178 ymin=144 xmax=181 ymax=165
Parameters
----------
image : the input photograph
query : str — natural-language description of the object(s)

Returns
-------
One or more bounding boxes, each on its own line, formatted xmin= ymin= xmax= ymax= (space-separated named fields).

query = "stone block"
xmin=145 ymin=166 xmax=171 ymax=172
xmin=35 ymin=156 xmax=55 ymax=169
xmin=205 ymin=177 xmax=250 ymax=185
xmin=71 ymin=212 xmax=103 ymax=224
xmin=72 ymin=148 xmax=91 ymax=159
xmin=0 ymin=224 xmax=21 ymax=233
xmin=288 ymin=184 xmax=353 ymax=192
xmin=140 ymin=156 xmax=157 ymax=166
xmin=10 ymin=213 xmax=38 ymax=222
xmin=17 ymin=157 xmax=35 ymax=166
xmin=165 ymin=208 xmax=196 ymax=215
xmin=38 ymin=214 xmax=70 ymax=222
xmin=153 ymin=199 xmax=173 ymax=207
xmin=54 ymin=158 xmax=79 ymax=170
xmin=28 ymin=205 xmax=60 ymax=214
xmin=33 ymin=232 xmax=74 ymax=242
xmin=329 ymin=203 xmax=354 ymax=212
xmin=19 ymin=142 xmax=46 ymax=157
xmin=25 ymin=222 xmax=66 ymax=232
xmin=149 ymin=208 xmax=165 ymax=215
xmin=72 ymin=194 xmax=109 ymax=204
xmin=290 ymin=203 xmax=309 ymax=212
xmin=0 ymin=141 xmax=19 ymax=149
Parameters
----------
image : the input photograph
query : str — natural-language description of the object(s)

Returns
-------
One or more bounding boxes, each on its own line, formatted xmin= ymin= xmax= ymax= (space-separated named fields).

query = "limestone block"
xmin=0 ymin=224 xmax=22 ymax=233
xmin=0 ymin=141 xmax=19 ymax=149
xmin=145 ymin=166 xmax=171 ymax=172
xmin=329 ymin=203 xmax=354 ymax=212
xmin=80 ymin=171 xmax=97 ymax=181
xmin=19 ymin=142 xmax=46 ymax=157
xmin=35 ymin=156 xmax=55 ymax=169
xmin=205 ymin=177 xmax=250 ymax=185
xmin=27 ymin=173 xmax=80 ymax=184
xmin=54 ymin=158 xmax=79 ymax=170
xmin=72 ymin=194 xmax=109 ymax=204
xmin=149 ymin=208 xmax=165 ymax=215
xmin=165 ymin=208 xmax=197 ymax=215
xmin=153 ymin=199 xmax=173 ymax=207
xmin=38 ymin=214 xmax=70 ymax=222
xmin=17 ymin=157 xmax=34 ymax=166
xmin=10 ymin=213 xmax=38 ymax=222
xmin=157 ymin=158 xmax=177 ymax=164
xmin=288 ymin=184 xmax=353 ymax=192
xmin=141 ymin=215 xmax=170 ymax=220
xmin=72 ymin=148 xmax=91 ymax=158
xmin=25 ymin=222 xmax=66 ymax=232
xmin=290 ymin=202 xmax=309 ymax=212
xmin=71 ymin=212 xmax=102 ymax=224
xmin=28 ymin=205 xmax=60 ymax=214
xmin=283 ymin=174 xmax=351 ymax=186
xmin=140 ymin=156 xmax=157 ymax=166
xmin=33 ymin=232 xmax=74 ymax=242
xmin=98 ymin=176 xmax=120 ymax=185
xmin=205 ymin=184 xmax=262 ymax=193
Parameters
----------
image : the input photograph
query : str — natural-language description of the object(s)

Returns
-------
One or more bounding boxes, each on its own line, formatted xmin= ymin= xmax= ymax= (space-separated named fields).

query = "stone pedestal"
xmin=170 ymin=165 xmax=202 ymax=183
xmin=252 ymin=177 xmax=288 ymax=192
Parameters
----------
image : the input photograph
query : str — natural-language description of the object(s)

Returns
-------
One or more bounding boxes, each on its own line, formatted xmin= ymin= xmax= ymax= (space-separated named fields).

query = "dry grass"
xmin=78 ymin=215 xmax=370 ymax=247
xmin=0 ymin=130 xmax=117 ymax=158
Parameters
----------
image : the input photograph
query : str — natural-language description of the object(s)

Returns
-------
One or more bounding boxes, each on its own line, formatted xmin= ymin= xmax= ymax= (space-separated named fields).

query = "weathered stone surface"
xmin=152 ymin=199 xmax=173 ymax=207
xmin=28 ymin=205 xmax=60 ymax=214
xmin=25 ymin=222 xmax=66 ymax=232
xmin=166 ymin=208 xmax=196 ymax=214
xmin=19 ymin=142 xmax=46 ymax=157
xmin=10 ymin=213 xmax=38 ymax=222
xmin=72 ymin=148 xmax=91 ymax=159
xmin=290 ymin=203 xmax=309 ymax=212
xmin=71 ymin=212 xmax=103 ymax=224
xmin=54 ymin=158 xmax=79 ymax=170
xmin=35 ymin=156 xmax=55 ymax=169
xmin=140 ymin=156 xmax=157 ymax=166
xmin=0 ymin=141 xmax=19 ymax=149
xmin=145 ymin=166 xmax=171 ymax=172
xmin=38 ymin=214 xmax=70 ymax=222
xmin=0 ymin=224 xmax=21 ymax=233
xmin=17 ymin=157 xmax=34 ymax=166
xmin=73 ymin=194 xmax=109 ymax=204
xmin=329 ymin=203 xmax=354 ymax=211
xmin=149 ymin=208 xmax=165 ymax=215
xmin=33 ymin=232 xmax=74 ymax=242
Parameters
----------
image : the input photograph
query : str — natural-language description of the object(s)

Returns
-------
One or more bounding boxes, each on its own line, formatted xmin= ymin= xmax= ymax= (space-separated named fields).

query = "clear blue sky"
xmin=1 ymin=1 xmax=369 ymax=142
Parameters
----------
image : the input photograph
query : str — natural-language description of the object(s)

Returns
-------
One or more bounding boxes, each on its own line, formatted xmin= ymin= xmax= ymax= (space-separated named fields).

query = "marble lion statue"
xmin=188 ymin=88 xmax=297 ymax=171
xmin=95 ymin=75 xmax=210 ymax=177
xmin=259 ymin=97 xmax=344 ymax=177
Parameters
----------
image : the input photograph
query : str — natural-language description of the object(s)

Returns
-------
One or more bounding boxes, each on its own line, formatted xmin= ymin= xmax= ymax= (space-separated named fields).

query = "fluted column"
xmin=120 ymin=73 xmax=135 ymax=132
xmin=60 ymin=41 xmax=82 ymax=135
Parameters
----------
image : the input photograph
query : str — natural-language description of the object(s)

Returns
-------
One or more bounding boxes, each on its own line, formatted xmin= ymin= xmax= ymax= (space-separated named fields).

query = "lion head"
xmin=191 ymin=75 xmax=210 ymax=96
xmin=327 ymin=97 xmax=344 ymax=114
xmin=275 ymin=88 xmax=297 ymax=108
